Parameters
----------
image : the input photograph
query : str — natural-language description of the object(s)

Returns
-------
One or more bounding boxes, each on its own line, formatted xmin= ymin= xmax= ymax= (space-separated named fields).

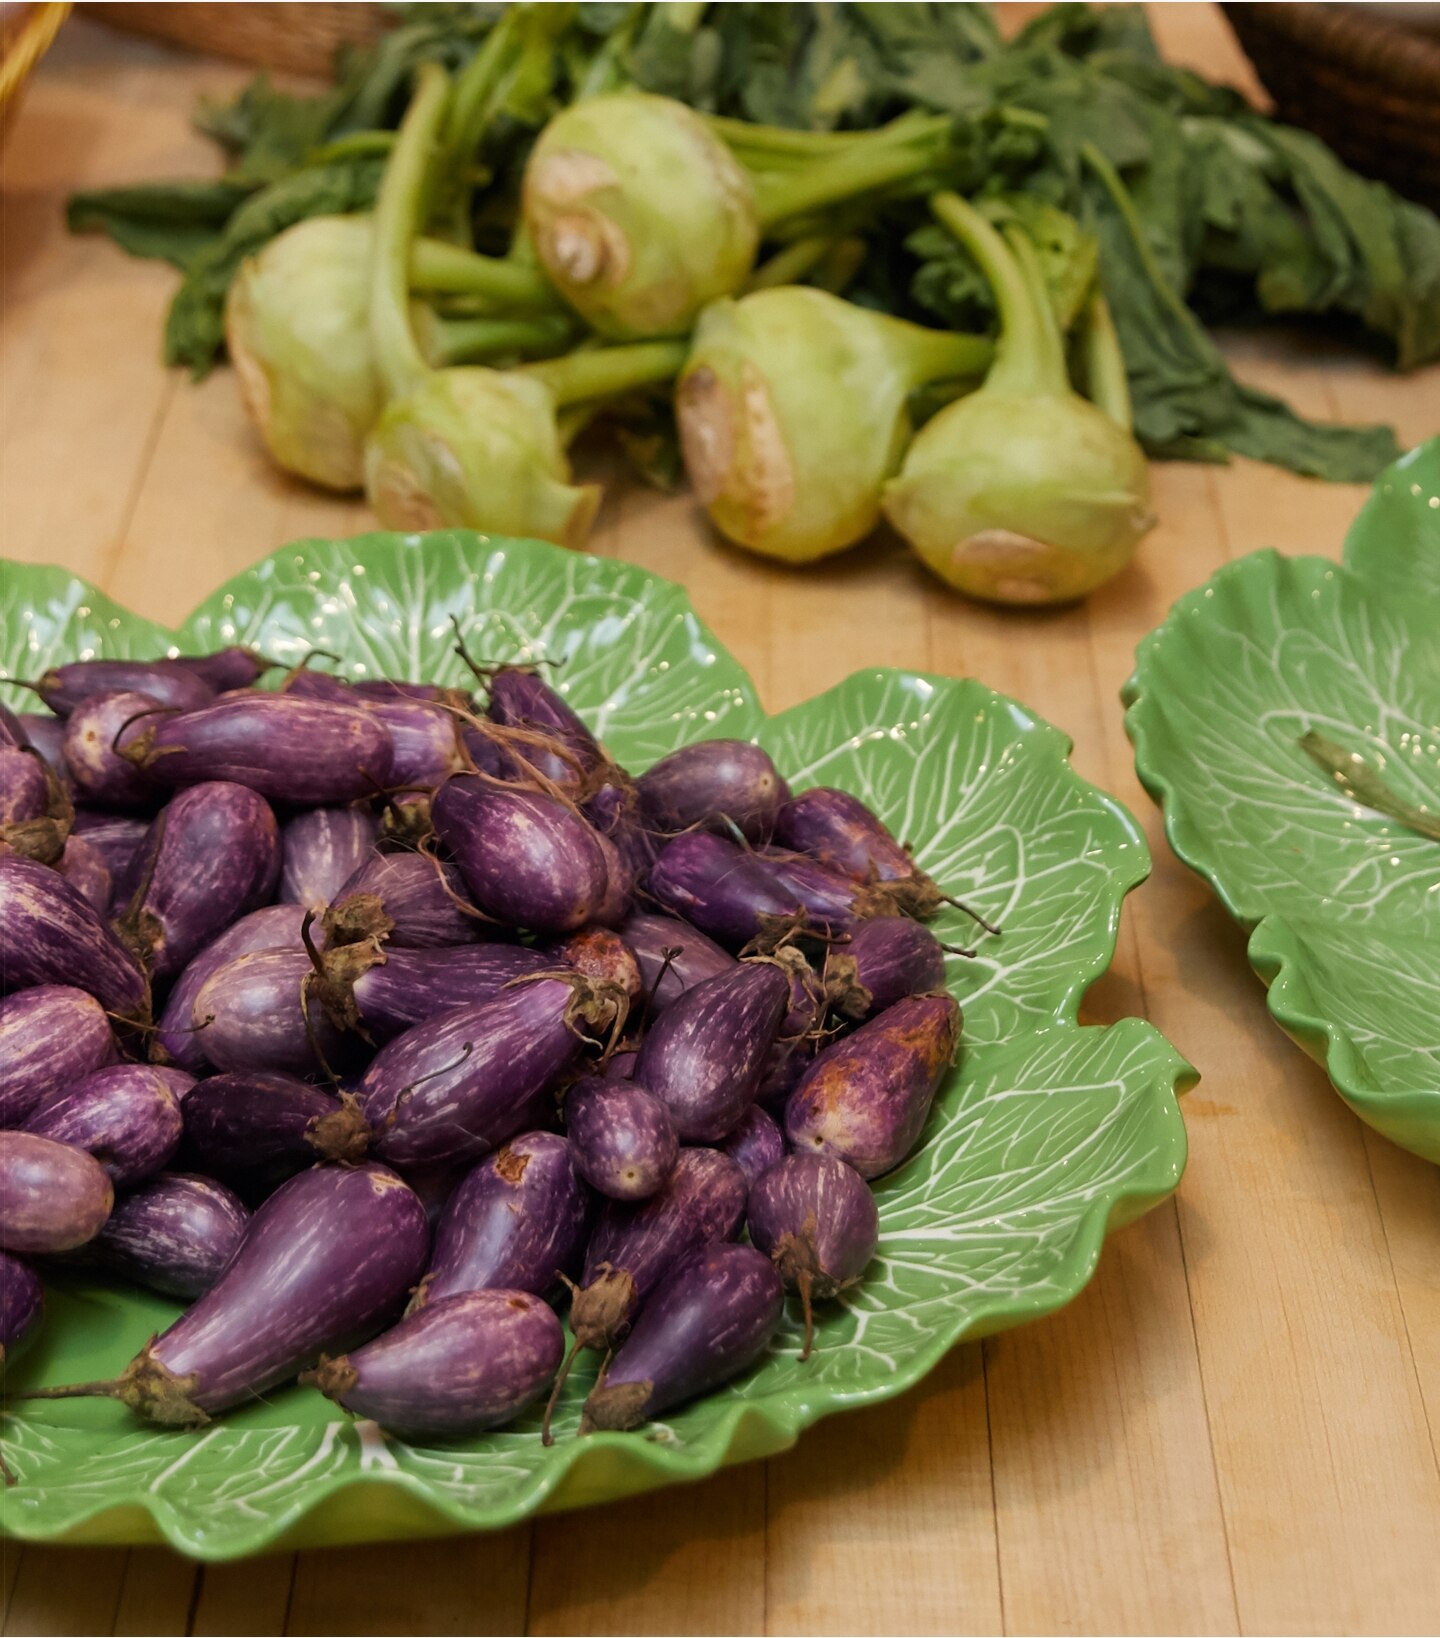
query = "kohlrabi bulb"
xmin=522 ymin=93 xmax=760 ymax=341
xmin=678 ymin=287 xmax=990 ymax=564
xmin=226 ymin=215 xmax=383 ymax=492
xmin=364 ymin=368 xmax=600 ymax=548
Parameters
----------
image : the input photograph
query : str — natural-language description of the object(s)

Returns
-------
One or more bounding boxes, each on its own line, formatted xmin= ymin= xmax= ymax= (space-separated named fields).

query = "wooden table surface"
xmin=2 ymin=7 xmax=1439 ymax=1634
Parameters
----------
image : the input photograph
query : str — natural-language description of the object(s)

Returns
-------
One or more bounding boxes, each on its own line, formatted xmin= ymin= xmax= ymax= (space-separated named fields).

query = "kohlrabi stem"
xmin=745 ymin=236 xmax=838 ymax=291
xmin=810 ymin=237 xmax=867 ymax=295
xmin=755 ymin=120 xmax=953 ymax=230
xmin=424 ymin=311 xmax=578 ymax=368
xmin=371 ymin=63 xmax=452 ymax=399
xmin=410 ymin=237 xmax=556 ymax=309
xmin=307 ymin=130 xmax=395 ymax=165
xmin=1004 ymin=221 xmax=1071 ymax=392
xmin=1076 ymin=289 xmax=1132 ymax=431
xmin=517 ymin=340 xmax=689 ymax=408
xmin=873 ymin=313 xmax=995 ymax=389
xmin=443 ymin=7 xmax=524 ymax=168
xmin=711 ymin=110 xmax=942 ymax=160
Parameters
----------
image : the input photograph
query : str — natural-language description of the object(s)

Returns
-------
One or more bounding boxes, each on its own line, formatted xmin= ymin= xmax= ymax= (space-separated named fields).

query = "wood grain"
xmin=2 ymin=7 xmax=1439 ymax=1635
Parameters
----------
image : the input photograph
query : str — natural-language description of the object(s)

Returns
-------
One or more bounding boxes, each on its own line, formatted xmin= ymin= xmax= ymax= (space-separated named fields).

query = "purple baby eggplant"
xmin=0 ymin=1131 xmax=113 ymax=1253
xmin=633 ymin=963 xmax=789 ymax=1142
xmin=637 ymin=739 xmax=789 ymax=842
xmin=15 ymin=713 xmax=67 ymax=777
xmin=755 ymin=846 xmax=885 ymax=935
xmin=337 ymin=943 xmax=553 ymax=1043
xmin=0 ymin=745 xmax=71 ymax=865
xmin=191 ymin=949 xmax=349 ymax=1077
xmin=61 ymin=690 xmax=162 ymax=808
xmin=581 ymin=1242 xmax=783 ymax=1433
xmin=552 ymin=925 xmax=642 ymax=1003
xmin=95 ymin=1172 xmax=250 ymax=1299
xmin=486 ymin=665 xmax=604 ymax=788
xmin=26 ymin=1063 xmax=183 ymax=1187
xmin=432 ymin=776 xmax=610 ymax=935
xmin=305 ymin=1289 xmax=564 ymax=1439
xmin=584 ymin=779 xmax=657 ymax=885
xmin=824 ymin=917 xmax=947 ymax=1021
xmin=280 ymin=806 xmax=380 ymax=911
xmin=0 ymin=703 xmax=27 ymax=750
xmin=152 ymin=1066 xmax=198 ymax=1103
xmin=32 ymin=657 xmax=214 ymax=718
xmin=590 ymin=827 xmax=635 ymax=926
xmin=0 ymin=985 xmax=115 ymax=1128
xmin=118 ymin=694 xmax=394 ymax=805
xmin=785 ymin=993 xmax=961 ymax=1179
xmin=0 ymin=1251 xmax=43 ymax=1364
xmin=565 ymin=1079 xmax=677 ymax=1202
xmin=718 ymin=1104 xmax=785 ymax=1188
xmin=57 ymin=835 xmax=114 ymax=913
xmin=119 ymin=782 xmax=281 ymax=979
xmin=620 ymin=911 xmax=734 ymax=1014
xmin=0 ymin=856 xmax=150 ymax=1025
xmin=647 ymin=832 xmax=801 ymax=951
xmin=417 ymin=1132 xmax=594 ymax=1308
xmin=71 ymin=811 xmax=149 ymax=904
xmin=353 ymin=679 xmax=463 ymax=704
xmin=326 ymin=851 xmax=483 ymax=949
xmin=172 ymin=645 xmax=271 ymax=692
xmin=181 ymin=1072 xmax=370 ymax=1192
xmin=364 ymin=695 xmax=468 ymax=789
xmin=32 ymin=1161 xmax=428 ymax=1425
xmin=747 ymin=1153 xmax=878 ymax=1357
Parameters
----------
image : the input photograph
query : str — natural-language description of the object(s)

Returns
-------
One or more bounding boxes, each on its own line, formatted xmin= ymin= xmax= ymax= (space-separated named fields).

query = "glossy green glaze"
xmin=0 ymin=531 xmax=1191 ymax=1558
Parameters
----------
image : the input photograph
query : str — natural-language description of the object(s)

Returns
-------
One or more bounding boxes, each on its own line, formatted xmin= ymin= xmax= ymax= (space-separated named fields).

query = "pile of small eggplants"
xmin=0 ymin=638 xmax=983 ymax=1447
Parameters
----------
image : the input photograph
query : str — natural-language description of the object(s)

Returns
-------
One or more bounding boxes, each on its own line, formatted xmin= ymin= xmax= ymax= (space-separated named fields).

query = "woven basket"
xmin=1223 ymin=2 xmax=1440 ymax=209
xmin=82 ymin=3 xmax=390 ymax=79
xmin=0 ymin=1 xmax=69 ymax=142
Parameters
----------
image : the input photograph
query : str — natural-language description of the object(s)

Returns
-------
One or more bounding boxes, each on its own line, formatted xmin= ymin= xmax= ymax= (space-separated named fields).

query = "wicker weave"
xmin=82 ymin=2 xmax=391 ymax=79
xmin=1224 ymin=3 xmax=1440 ymax=210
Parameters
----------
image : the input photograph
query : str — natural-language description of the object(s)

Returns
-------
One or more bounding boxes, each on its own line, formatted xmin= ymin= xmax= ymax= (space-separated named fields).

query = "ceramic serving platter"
xmin=0 ymin=531 xmax=1191 ymax=1558
xmin=1125 ymin=440 xmax=1440 ymax=1161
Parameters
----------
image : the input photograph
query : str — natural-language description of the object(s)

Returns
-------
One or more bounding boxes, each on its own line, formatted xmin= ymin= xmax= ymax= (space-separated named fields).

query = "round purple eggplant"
xmin=182 ymin=1072 xmax=371 ymax=1192
xmin=57 ymin=834 xmax=114 ymax=913
xmin=717 ymin=1104 xmax=785 ymax=1189
xmin=417 ymin=1132 xmax=593 ymax=1308
xmin=647 ymin=832 xmax=802 ymax=951
xmin=747 ymin=1153 xmax=878 ymax=1358
xmin=30 ymin=1161 xmax=428 ymax=1425
xmin=118 ymin=694 xmax=394 ymax=805
xmin=94 ymin=1172 xmax=250 ymax=1299
xmin=785 ymin=993 xmax=961 ymax=1179
xmin=633 ymin=963 xmax=789 ymax=1143
xmin=32 ymin=657 xmax=214 ymax=718
xmin=637 ymin=739 xmax=789 ymax=842
xmin=824 ymin=917 xmax=947 ymax=1021
xmin=61 ymin=690 xmax=162 ymax=808
xmin=280 ymin=806 xmax=380 ymax=911
xmin=620 ymin=911 xmax=734 ymax=1014
xmin=25 ymin=1063 xmax=183 ymax=1187
xmin=431 ymin=776 xmax=610 ymax=935
xmin=0 ymin=1131 xmax=113 ymax=1253
xmin=326 ymin=851 xmax=483 ymax=949
xmin=338 ymin=943 xmax=553 ymax=1043
xmin=551 ymin=925 xmax=642 ymax=1003
xmin=363 ymin=695 xmax=468 ymax=790
xmin=172 ymin=645 xmax=271 ymax=692
xmin=0 ymin=985 xmax=115 ymax=1128
xmin=15 ymin=713 xmax=67 ymax=777
xmin=581 ymin=1242 xmax=783 ymax=1433
xmin=190 ymin=949 xmax=349 ymax=1077
xmin=0 ymin=856 xmax=150 ymax=1025
xmin=0 ymin=1251 xmax=43 ymax=1365
xmin=119 ymin=782 xmax=281 ymax=979
xmin=305 ymin=1289 xmax=564 ymax=1439
xmin=565 ymin=1079 xmax=677 ymax=1202
xmin=71 ymin=810 xmax=149 ymax=905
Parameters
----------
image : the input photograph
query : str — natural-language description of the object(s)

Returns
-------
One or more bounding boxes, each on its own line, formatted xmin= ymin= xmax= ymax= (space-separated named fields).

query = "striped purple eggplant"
xmin=754 ymin=846 xmax=887 ymax=935
xmin=416 ymin=1132 xmax=594 ymax=1308
xmin=61 ymin=691 xmax=162 ymax=808
xmin=190 ymin=949 xmax=350 ymax=1077
xmin=486 ymin=666 xmax=604 ymax=788
xmin=32 ymin=1162 xmax=429 ymax=1425
xmin=581 ymin=1242 xmax=783 ymax=1432
xmin=120 ymin=782 xmax=281 ymax=979
xmin=181 ymin=1072 xmax=371 ymax=1192
xmin=602 ymin=1049 xmax=638 ymax=1082
xmin=0 ymin=985 xmax=116 ymax=1128
xmin=564 ymin=1079 xmax=677 ymax=1202
xmin=0 ymin=1251 xmax=43 ymax=1364
xmin=0 ymin=1131 xmax=113 ymax=1253
xmin=584 ymin=780 xmax=656 ymax=887
xmin=26 ymin=1064 xmax=184 ymax=1187
xmin=432 ymin=776 xmax=610 ymax=935
xmin=118 ymin=694 xmax=394 ymax=805
xmin=824 ymin=917 xmax=947 ymax=1021
xmin=326 ymin=852 xmax=483 ymax=949
xmin=785 ymin=993 xmax=961 ymax=1179
xmin=620 ymin=912 xmax=734 ymax=1014
xmin=335 ymin=943 xmax=553 ymax=1043
xmin=0 ymin=856 xmax=149 ymax=1025
xmin=279 ymin=806 xmax=380 ymax=911
xmin=552 ymin=925 xmax=642 ymax=1002
xmin=647 ymin=832 xmax=801 ymax=951
xmin=637 ymin=739 xmax=789 ymax=843
xmin=172 ymin=646 xmax=271 ymax=692
xmin=717 ymin=1103 xmax=785 ymax=1188
xmin=32 ymin=657 xmax=214 ymax=718
xmin=95 ymin=1173 xmax=249 ymax=1299
xmin=57 ymin=835 xmax=114 ymax=913
xmin=305 ymin=1288 xmax=564 ymax=1439
xmin=153 ymin=903 xmax=312 ymax=1073
xmin=363 ymin=695 xmax=468 ymax=789
xmin=590 ymin=827 xmax=635 ymax=926
xmin=152 ymin=1067 xmax=198 ymax=1103
xmin=71 ymin=811 xmax=149 ymax=905
xmin=747 ymin=1153 xmax=878 ymax=1357
xmin=353 ymin=679 xmax=464 ymax=704
xmin=633 ymin=963 xmax=789 ymax=1143
xmin=15 ymin=713 xmax=67 ymax=777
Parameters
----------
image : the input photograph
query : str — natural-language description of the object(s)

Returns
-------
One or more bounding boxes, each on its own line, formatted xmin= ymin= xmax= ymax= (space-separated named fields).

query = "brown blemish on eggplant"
xmin=495 ymin=1145 xmax=530 ymax=1186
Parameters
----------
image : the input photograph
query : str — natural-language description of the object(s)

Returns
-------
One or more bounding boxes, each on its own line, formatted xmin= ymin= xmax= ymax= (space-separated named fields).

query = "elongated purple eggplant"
xmin=57 ymin=835 xmax=114 ymax=913
xmin=637 ymin=739 xmax=789 ymax=842
xmin=0 ymin=985 xmax=115 ymax=1128
xmin=0 ymin=1131 xmax=113 ymax=1252
xmin=417 ymin=1132 xmax=593 ymax=1308
xmin=785 ymin=993 xmax=960 ymax=1179
xmin=32 ymin=658 xmax=214 ymax=718
xmin=31 ymin=1161 xmax=428 ymax=1425
xmin=327 ymin=852 xmax=483 ymax=949
xmin=120 ymin=782 xmax=281 ymax=979
xmin=364 ymin=695 xmax=468 ymax=789
xmin=486 ymin=666 xmax=604 ymax=788
xmin=432 ymin=776 xmax=609 ymax=935
xmin=280 ymin=806 xmax=380 ymax=911
xmin=306 ymin=1289 xmax=564 ymax=1439
xmin=360 ymin=975 xmax=624 ymax=1170
xmin=648 ymin=832 xmax=801 ymax=951
xmin=0 ymin=1251 xmax=43 ymax=1364
xmin=621 ymin=911 xmax=735 ymax=1014
xmin=15 ymin=713 xmax=67 ymax=777
xmin=747 ymin=1153 xmax=878 ymax=1358
xmin=26 ymin=1064 xmax=183 ymax=1187
xmin=339 ymin=944 xmax=553 ymax=1043
xmin=590 ymin=826 xmax=635 ymax=926
xmin=718 ymin=1103 xmax=785 ymax=1188
xmin=824 ymin=917 xmax=947 ymax=1021
xmin=95 ymin=1173 xmax=249 ymax=1299
xmin=0 ymin=703 xmax=26 ymax=750
xmin=191 ymin=949 xmax=349 ymax=1077
xmin=173 ymin=645 xmax=271 ymax=692
xmin=118 ymin=694 xmax=394 ymax=805
xmin=565 ymin=1079 xmax=677 ymax=1202
xmin=633 ymin=963 xmax=789 ymax=1142
xmin=277 ymin=663 xmax=353 ymax=702
xmin=552 ymin=925 xmax=642 ymax=1002
xmin=754 ymin=846 xmax=885 ymax=935
xmin=0 ymin=856 xmax=149 ymax=1024
xmin=62 ymin=690 xmax=161 ymax=808
xmin=153 ymin=903 xmax=312 ymax=1072
xmin=581 ymin=1242 xmax=783 ymax=1432
xmin=72 ymin=811 xmax=148 ymax=904
xmin=181 ymin=1072 xmax=370 ymax=1192
xmin=353 ymin=679 xmax=463 ymax=704
xmin=152 ymin=1066 xmax=198 ymax=1103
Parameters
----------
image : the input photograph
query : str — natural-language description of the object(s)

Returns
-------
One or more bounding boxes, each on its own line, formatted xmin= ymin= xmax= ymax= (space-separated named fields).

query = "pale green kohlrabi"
xmin=677 ymin=287 xmax=991 ymax=563
xmin=364 ymin=66 xmax=684 ymax=547
xmin=882 ymin=192 xmax=1154 ymax=606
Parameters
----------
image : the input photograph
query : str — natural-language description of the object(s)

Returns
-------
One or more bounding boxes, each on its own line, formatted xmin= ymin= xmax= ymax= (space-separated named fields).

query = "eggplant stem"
xmin=797 ymin=1269 xmax=815 ymax=1363
xmin=640 ymin=945 xmax=683 ymax=1028
xmin=298 ymin=973 xmax=344 ymax=1088
xmin=541 ymin=1335 xmax=583 ymax=1446
xmin=299 ymin=909 xmax=328 ymax=981
xmin=275 ymin=649 xmax=345 ymax=694
xmin=414 ymin=832 xmax=494 ymax=923
xmin=108 ymin=703 xmax=181 ymax=757
xmin=938 ymin=940 xmax=979 ymax=960
xmin=382 ymin=1041 xmax=476 ymax=1130
xmin=938 ymin=894 xmax=1001 ymax=937
xmin=17 ymin=1379 xmax=120 ymax=1403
